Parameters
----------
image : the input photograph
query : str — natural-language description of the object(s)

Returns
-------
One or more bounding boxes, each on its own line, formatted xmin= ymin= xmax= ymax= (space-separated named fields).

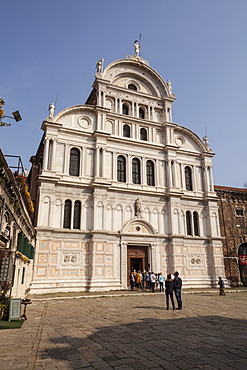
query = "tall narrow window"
xmin=146 ymin=160 xmax=155 ymax=186
xmin=139 ymin=108 xmax=145 ymax=119
xmin=63 ymin=200 xmax=72 ymax=228
xmin=69 ymin=148 xmax=80 ymax=176
xmin=193 ymin=211 xmax=199 ymax=236
xmin=122 ymin=104 xmax=129 ymax=115
xmin=123 ymin=124 xmax=131 ymax=138
xmin=140 ymin=128 xmax=147 ymax=141
xmin=185 ymin=166 xmax=193 ymax=191
xmin=186 ymin=211 xmax=192 ymax=235
xmin=117 ymin=156 xmax=126 ymax=182
xmin=132 ymin=158 xmax=141 ymax=184
xmin=73 ymin=201 xmax=81 ymax=229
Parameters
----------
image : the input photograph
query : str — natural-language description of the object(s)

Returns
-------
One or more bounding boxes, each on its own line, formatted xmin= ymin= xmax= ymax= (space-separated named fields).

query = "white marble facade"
xmin=30 ymin=53 xmax=225 ymax=294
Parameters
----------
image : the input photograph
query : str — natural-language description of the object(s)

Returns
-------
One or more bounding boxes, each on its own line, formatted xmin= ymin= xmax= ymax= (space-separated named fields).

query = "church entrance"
xmin=127 ymin=245 xmax=149 ymax=277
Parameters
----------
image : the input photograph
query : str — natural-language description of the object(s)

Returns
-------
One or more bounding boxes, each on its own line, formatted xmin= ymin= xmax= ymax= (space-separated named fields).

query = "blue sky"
xmin=1 ymin=0 xmax=246 ymax=187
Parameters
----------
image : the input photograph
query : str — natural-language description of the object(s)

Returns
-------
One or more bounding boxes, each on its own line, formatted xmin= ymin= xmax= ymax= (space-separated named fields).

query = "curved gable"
xmin=103 ymin=59 xmax=171 ymax=98
xmin=53 ymin=105 xmax=96 ymax=132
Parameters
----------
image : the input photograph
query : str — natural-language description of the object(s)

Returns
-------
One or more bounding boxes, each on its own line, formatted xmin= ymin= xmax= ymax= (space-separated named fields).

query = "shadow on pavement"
xmin=42 ymin=316 xmax=247 ymax=369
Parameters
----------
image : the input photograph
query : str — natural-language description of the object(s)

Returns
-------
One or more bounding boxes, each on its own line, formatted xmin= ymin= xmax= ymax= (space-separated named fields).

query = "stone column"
xmin=142 ymin=157 xmax=146 ymax=185
xmin=113 ymin=151 xmax=117 ymax=181
xmin=94 ymin=147 xmax=100 ymax=177
xmin=43 ymin=138 xmax=49 ymax=170
xmin=101 ymin=147 xmax=105 ymax=178
xmin=64 ymin=144 xmax=69 ymax=174
xmin=127 ymin=155 xmax=131 ymax=183
xmin=51 ymin=139 xmax=57 ymax=171
xmin=81 ymin=146 xmax=85 ymax=178
xmin=155 ymin=159 xmax=159 ymax=187
xmin=121 ymin=242 xmax=128 ymax=289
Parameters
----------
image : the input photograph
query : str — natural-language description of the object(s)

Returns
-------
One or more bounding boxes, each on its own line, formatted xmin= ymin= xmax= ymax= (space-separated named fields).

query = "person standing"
xmin=150 ymin=272 xmax=156 ymax=293
xmin=218 ymin=276 xmax=225 ymax=296
xmin=165 ymin=274 xmax=175 ymax=310
xmin=130 ymin=272 xmax=135 ymax=291
xmin=158 ymin=272 xmax=165 ymax=293
xmin=173 ymin=271 xmax=182 ymax=310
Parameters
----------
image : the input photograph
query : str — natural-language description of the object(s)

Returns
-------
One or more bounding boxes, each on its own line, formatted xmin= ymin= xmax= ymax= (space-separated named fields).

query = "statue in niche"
xmin=96 ymin=58 xmax=104 ymax=74
xmin=134 ymin=198 xmax=142 ymax=217
xmin=48 ymin=102 xmax=55 ymax=117
xmin=134 ymin=40 xmax=140 ymax=57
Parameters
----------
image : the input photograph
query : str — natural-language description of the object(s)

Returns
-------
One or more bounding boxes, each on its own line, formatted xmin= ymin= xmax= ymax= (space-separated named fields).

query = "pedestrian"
xmin=165 ymin=274 xmax=175 ymax=310
xmin=130 ymin=272 xmax=135 ymax=291
xmin=150 ymin=271 xmax=156 ymax=292
xmin=173 ymin=271 xmax=182 ymax=310
xmin=158 ymin=272 xmax=165 ymax=292
xmin=135 ymin=271 xmax=141 ymax=289
xmin=145 ymin=271 xmax=150 ymax=289
xmin=218 ymin=276 xmax=225 ymax=296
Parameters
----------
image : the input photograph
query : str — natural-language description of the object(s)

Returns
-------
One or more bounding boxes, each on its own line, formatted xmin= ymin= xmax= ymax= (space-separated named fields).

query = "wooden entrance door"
xmin=127 ymin=246 xmax=148 ymax=277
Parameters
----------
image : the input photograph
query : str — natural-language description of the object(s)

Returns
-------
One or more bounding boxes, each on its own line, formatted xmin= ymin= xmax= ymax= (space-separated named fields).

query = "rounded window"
xmin=128 ymin=84 xmax=137 ymax=91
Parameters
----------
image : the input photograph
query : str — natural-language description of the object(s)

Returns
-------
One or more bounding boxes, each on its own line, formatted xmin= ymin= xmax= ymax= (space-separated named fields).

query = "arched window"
xmin=186 ymin=211 xmax=192 ymax=235
xmin=117 ymin=156 xmax=126 ymax=182
xmin=139 ymin=108 xmax=145 ymax=119
xmin=146 ymin=160 xmax=155 ymax=186
xmin=73 ymin=201 xmax=81 ymax=229
xmin=122 ymin=104 xmax=129 ymax=115
xmin=185 ymin=166 xmax=193 ymax=191
xmin=69 ymin=148 xmax=80 ymax=176
xmin=140 ymin=128 xmax=147 ymax=141
xmin=132 ymin=158 xmax=141 ymax=184
xmin=63 ymin=200 xmax=72 ymax=228
xmin=128 ymin=84 xmax=137 ymax=91
xmin=123 ymin=124 xmax=130 ymax=138
xmin=193 ymin=211 xmax=199 ymax=236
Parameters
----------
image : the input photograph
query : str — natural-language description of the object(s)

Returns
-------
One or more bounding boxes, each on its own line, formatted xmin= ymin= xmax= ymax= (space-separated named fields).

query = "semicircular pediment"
xmin=121 ymin=218 xmax=156 ymax=234
xmin=103 ymin=59 xmax=170 ymax=98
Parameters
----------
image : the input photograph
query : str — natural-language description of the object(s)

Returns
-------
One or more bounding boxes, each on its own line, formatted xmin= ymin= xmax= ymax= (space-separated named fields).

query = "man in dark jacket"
xmin=165 ymin=274 xmax=175 ymax=310
xmin=173 ymin=271 xmax=182 ymax=309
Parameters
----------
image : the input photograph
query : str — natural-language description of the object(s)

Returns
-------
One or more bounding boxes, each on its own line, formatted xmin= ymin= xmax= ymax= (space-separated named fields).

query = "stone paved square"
xmin=0 ymin=291 xmax=247 ymax=369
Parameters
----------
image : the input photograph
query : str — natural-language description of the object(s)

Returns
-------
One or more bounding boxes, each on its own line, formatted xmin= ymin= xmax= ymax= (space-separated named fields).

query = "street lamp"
xmin=0 ymin=98 xmax=22 ymax=127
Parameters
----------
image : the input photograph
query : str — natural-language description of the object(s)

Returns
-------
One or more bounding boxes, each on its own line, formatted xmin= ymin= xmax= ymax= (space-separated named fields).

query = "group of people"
xmin=129 ymin=270 xmax=183 ymax=310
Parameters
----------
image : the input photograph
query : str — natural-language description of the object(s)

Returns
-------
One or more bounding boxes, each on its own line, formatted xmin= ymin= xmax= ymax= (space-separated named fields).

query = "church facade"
xmin=29 ymin=47 xmax=225 ymax=294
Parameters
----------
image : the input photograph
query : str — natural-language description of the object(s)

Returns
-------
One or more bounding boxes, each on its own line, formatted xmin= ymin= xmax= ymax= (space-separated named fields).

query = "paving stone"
xmin=0 ymin=291 xmax=246 ymax=369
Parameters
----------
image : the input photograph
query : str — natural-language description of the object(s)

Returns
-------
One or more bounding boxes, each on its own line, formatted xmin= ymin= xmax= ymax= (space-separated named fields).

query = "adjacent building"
xmin=0 ymin=149 xmax=35 ymax=299
xmin=215 ymin=185 xmax=247 ymax=286
xmin=29 ymin=46 xmax=226 ymax=294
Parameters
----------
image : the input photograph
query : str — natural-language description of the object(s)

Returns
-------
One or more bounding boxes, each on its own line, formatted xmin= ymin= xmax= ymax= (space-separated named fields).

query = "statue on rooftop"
xmin=96 ymin=58 xmax=104 ymax=74
xmin=134 ymin=40 xmax=140 ymax=57
xmin=48 ymin=102 xmax=55 ymax=117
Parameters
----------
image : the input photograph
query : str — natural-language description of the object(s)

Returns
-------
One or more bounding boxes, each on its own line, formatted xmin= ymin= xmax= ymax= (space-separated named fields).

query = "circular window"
xmin=136 ymin=226 xmax=141 ymax=231
xmin=128 ymin=84 xmax=137 ymax=91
